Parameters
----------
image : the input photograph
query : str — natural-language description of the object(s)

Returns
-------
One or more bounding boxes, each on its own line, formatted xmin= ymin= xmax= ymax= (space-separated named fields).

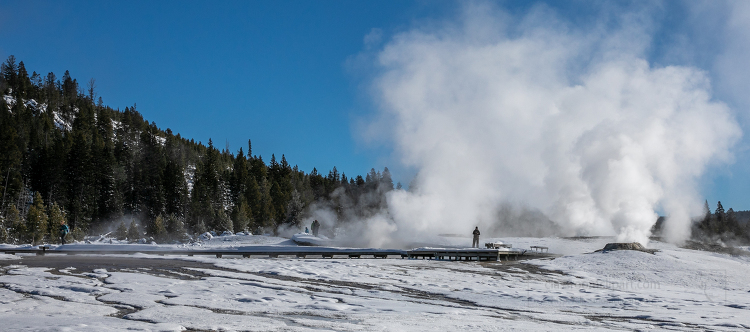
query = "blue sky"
xmin=1 ymin=0 xmax=749 ymax=211
xmin=0 ymin=0 xmax=456 ymax=180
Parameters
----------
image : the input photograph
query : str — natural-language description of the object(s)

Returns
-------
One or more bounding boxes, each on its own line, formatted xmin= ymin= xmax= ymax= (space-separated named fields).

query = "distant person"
xmin=305 ymin=227 xmax=309 ymax=234
xmin=472 ymin=227 xmax=480 ymax=248
xmin=59 ymin=221 xmax=70 ymax=245
xmin=312 ymin=220 xmax=320 ymax=237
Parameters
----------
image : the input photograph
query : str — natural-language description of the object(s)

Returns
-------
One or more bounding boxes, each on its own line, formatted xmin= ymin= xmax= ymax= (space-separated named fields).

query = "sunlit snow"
xmin=1 ymin=235 xmax=749 ymax=331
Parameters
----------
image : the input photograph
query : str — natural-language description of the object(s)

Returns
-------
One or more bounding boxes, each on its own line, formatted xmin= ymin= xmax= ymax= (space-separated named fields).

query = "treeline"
xmin=652 ymin=200 xmax=750 ymax=244
xmin=692 ymin=201 xmax=750 ymax=243
xmin=0 ymin=55 xmax=395 ymax=244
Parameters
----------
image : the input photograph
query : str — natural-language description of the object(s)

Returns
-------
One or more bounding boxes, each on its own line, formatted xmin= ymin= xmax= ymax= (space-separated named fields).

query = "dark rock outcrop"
xmin=595 ymin=242 xmax=659 ymax=254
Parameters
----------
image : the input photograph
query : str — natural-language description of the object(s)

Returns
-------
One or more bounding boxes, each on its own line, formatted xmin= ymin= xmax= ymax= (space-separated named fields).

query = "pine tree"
xmin=230 ymin=148 xmax=248 ymax=205
xmin=698 ymin=200 xmax=712 ymax=234
xmin=1 ymin=55 xmax=18 ymax=90
xmin=6 ymin=205 xmax=23 ymax=243
xmin=151 ymin=214 xmax=168 ymax=243
xmin=231 ymin=199 xmax=250 ymax=233
xmin=166 ymin=213 xmax=187 ymax=241
xmin=381 ymin=167 xmax=394 ymax=191
xmin=65 ymin=130 xmax=93 ymax=230
xmin=193 ymin=219 xmax=207 ymax=236
xmin=725 ymin=208 xmax=741 ymax=237
xmin=127 ymin=220 xmax=140 ymax=241
xmin=0 ymin=218 xmax=8 ymax=243
xmin=245 ymin=176 xmax=262 ymax=230
xmin=0 ymin=124 xmax=23 ymax=214
xmin=258 ymin=176 xmax=274 ymax=229
xmin=47 ymin=202 xmax=66 ymax=242
xmin=285 ymin=189 xmax=304 ymax=228
xmin=26 ymin=192 xmax=48 ymax=244
xmin=16 ymin=61 xmax=31 ymax=99
xmin=114 ymin=222 xmax=127 ymax=240
xmin=163 ymin=159 xmax=186 ymax=216
xmin=215 ymin=209 xmax=233 ymax=233
xmin=191 ymin=139 xmax=222 ymax=230
xmin=69 ymin=227 xmax=86 ymax=242
xmin=714 ymin=201 xmax=726 ymax=234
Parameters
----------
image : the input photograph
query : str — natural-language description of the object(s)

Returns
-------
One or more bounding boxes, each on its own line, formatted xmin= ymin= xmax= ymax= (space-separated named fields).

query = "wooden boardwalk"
xmin=407 ymin=248 xmax=525 ymax=261
xmin=2 ymin=246 xmax=526 ymax=261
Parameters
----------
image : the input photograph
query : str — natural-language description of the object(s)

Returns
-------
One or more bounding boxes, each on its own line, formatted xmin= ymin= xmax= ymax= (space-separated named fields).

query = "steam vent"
xmin=596 ymin=242 xmax=659 ymax=254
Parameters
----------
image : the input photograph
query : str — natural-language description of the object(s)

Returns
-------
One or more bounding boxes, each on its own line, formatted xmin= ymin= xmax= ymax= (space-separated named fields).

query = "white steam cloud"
xmin=362 ymin=3 xmax=740 ymax=246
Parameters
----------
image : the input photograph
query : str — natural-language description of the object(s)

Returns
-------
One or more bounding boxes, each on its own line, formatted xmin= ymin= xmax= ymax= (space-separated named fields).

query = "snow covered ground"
xmin=1 ymin=235 xmax=749 ymax=331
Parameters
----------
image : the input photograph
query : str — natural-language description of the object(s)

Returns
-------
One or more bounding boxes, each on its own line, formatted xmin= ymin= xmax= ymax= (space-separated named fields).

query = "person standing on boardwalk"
xmin=59 ymin=221 xmax=70 ymax=245
xmin=472 ymin=227 xmax=480 ymax=248
xmin=311 ymin=220 xmax=320 ymax=237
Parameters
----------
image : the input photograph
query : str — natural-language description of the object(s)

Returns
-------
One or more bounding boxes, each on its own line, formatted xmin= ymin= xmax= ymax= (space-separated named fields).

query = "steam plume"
xmin=364 ymin=3 xmax=740 ymax=246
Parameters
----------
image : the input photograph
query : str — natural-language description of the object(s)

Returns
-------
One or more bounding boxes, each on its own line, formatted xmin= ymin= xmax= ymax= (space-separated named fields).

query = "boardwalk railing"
xmin=407 ymin=248 xmax=525 ymax=261
xmin=2 ymin=246 xmax=527 ymax=261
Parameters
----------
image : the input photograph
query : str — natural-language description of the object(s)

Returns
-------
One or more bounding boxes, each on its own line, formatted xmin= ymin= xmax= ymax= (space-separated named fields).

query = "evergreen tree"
xmin=6 ymin=205 xmax=23 ymax=243
xmin=725 ymin=208 xmax=741 ymax=236
xmin=114 ymin=222 xmax=127 ymax=240
xmin=16 ymin=61 xmax=31 ymax=99
xmin=285 ymin=189 xmax=304 ymax=228
xmin=0 ymin=217 xmax=8 ymax=243
xmin=166 ymin=213 xmax=187 ymax=241
xmin=714 ymin=201 xmax=726 ymax=233
xmin=258 ymin=176 xmax=274 ymax=229
xmin=65 ymin=130 xmax=93 ymax=230
xmin=230 ymin=147 xmax=248 ymax=205
xmin=698 ymin=200 xmax=713 ymax=234
xmin=1 ymin=55 xmax=18 ymax=91
xmin=47 ymin=202 xmax=66 ymax=242
xmin=193 ymin=219 xmax=207 ymax=236
xmin=245 ymin=176 xmax=262 ymax=230
xmin=0 ymin=124 xmax=23 ymax=214
xmin=215 ymin=209 xmax=233 ymax=233
xmin=127 ymin=220 xmax=140 ymax=241
xmin=381 ymin=167 xmax=394 ymax=191
xmin=163 ymin=159 xmax=186 ymax=216
xmin=69 ymin=227 xmax=86 ymax=242
xmin=26 ymin=192 xmax=48 ymax=244
xmin=231 ymin=199 xmax=250 ymax=233
xmin=151 ymin=214 xmax=168 ymax=243
xmin=191 ymin=139 xmax=222 ymax=230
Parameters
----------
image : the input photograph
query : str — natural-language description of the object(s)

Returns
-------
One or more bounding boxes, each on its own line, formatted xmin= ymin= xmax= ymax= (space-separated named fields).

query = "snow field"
xmin=0 ymin=237 xmax=749 ymax=330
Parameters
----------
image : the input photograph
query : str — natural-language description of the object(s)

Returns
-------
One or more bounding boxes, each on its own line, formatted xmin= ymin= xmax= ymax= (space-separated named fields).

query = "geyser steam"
xmin=363 ymin=4 xmax=740 ymax=246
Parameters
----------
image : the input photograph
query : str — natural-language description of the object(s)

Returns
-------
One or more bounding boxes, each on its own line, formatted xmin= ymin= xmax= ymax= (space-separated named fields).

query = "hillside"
xmin=0 ymin=55 xmax=394 ymax=244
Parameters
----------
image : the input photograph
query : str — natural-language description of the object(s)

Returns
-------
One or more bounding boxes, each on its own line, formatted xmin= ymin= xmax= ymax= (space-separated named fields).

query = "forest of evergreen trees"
xmin=650 ymin=202 xmax=750 ymax=244
xmin=0 ymin=55 xmax=395 ymax=244
xmin=691 ymin=201 xmax=750 ymax=244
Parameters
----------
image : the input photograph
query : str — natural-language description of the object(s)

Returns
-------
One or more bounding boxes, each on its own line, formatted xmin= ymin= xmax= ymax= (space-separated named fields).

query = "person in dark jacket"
xmin=59 ymin=221 xmax=70 ymax=245
xmin=311 ymin=220 xmax=320 ymax=237
xmin=472 ymin=227 xmax=480 ymax=248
